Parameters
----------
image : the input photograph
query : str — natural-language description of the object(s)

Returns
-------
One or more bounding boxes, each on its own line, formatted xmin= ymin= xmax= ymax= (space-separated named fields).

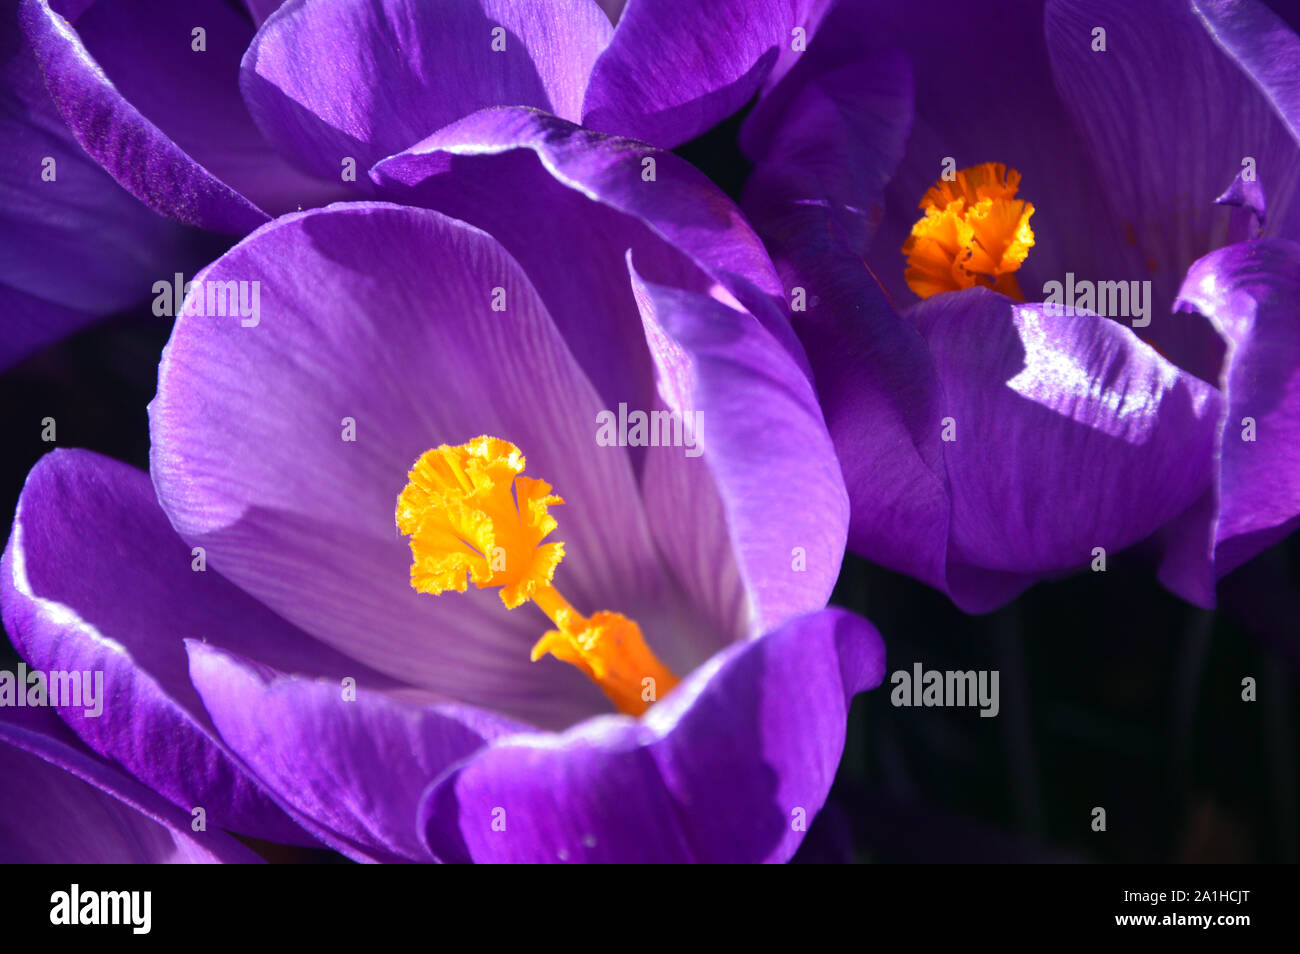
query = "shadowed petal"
xmin=0 ymin=286 xmax=97 ymax=371
xmin=0 ymin=703 xmax=262 ymax=862
xmin=20 ymin=0 xmax=273 ymax=233
xmin=240 ymin=0 xmax=281 ymax=27
xmin=1 ymin=2 xmax=218 ymax=365
xmin=1045 ymin=0 xmax=1300 ymax=371
xmin=582 ymin=0 xmax=808 ymax=147
xmin=741 ymin=8 xmax=912 ymax=261
xmin=68 ymin=0 xmax=343 ymax=216
xmin=241 ymin=0 xmax=613 ymax=178
xmin=787 ymin=253 xmax=953 ymax=598
xmin=737 ymin=21 xmax=938 ymax=592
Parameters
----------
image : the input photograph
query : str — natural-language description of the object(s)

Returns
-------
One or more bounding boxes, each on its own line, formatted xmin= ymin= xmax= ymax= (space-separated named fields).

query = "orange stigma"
xmin=396 ymin=436 xmax=678 ymax=716
xmin=902 ymin=162 xmax=1035 ymax=301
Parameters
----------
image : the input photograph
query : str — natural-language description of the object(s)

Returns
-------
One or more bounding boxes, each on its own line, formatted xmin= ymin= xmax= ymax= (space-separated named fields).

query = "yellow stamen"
xmin=396 ymin=436 xmax=679 ymax=716
xmin=902 ymin=162 xmax=1035 ymax=301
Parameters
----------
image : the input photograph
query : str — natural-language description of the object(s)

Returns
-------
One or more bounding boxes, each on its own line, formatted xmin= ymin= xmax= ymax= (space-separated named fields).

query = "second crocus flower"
xmin=742 ymin=0 xmax=1300 ymax=610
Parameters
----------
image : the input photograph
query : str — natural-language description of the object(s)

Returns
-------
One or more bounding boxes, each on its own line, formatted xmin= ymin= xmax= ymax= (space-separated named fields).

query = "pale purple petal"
xmin=372 ymin=108 xmax=822 ymax=638
xmin=628 ymin=264 xmax=847 ymax=634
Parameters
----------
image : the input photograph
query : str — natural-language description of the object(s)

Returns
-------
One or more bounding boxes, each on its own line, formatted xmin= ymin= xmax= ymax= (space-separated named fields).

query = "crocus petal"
xmin=582 ymin=0 xmax=807 ymax=147
xmin=741 ymin=5 xmax=912 ymax=260
xmin=1194 ymin=0 xmax=1300 ymax=147
xmin=186 ymin=641 xmax=527 ymax=862
xmin=71 ymin=0 xmax=343 ymax=216
xmin=1044 ymin=0 xmax=1300 ymax=367
xmin=0 ymin=4 xmax=196 ymax=304
xmin=20 ymin=0 xmax=276 ymax=233
xmin=912 ymin=289 xmax=1222 ymax=611
xmin=638 ymin=434 xmax=748 ymax=660
xmin=0 ymin=706 xmax=262 ymax=863
xmin=1 ymin=2 xmax=217 ymax=364
xmin=241 ymin=0 xmax=613 ymax=179
xmin=420 ymin=607 xmax=886 ymax=863
xmin=756 ymin=0 xmax=838 ymax=98
xmin=629 ymin=264 xmax=847 ymax=634
xmin=800 ymin=277 xmax=1222 ymax=611
xmin=0 ymin=447 xmax=384 ymax=843
xmin=370 ymin=106 xmax=803 ymax=398
xmin=1161 ymin=239 xmax=1300 ymax=604
xmin=150 ymin=202 xmax=690 ymax=729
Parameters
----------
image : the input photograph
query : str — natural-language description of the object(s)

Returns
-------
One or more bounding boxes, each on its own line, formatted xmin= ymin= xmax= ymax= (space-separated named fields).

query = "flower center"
xmin=395 ymin=436 xmax=678 ymax=715
xmin=902 ymin=162 xmax=1035 ymax=301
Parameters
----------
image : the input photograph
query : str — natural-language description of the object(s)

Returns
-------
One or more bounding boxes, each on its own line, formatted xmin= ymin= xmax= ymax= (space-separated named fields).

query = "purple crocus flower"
xmin=6 ymin=0 xmax=822 ymax=364
xmin=741 ymin=0 xmax=1300 ymax=610
xmin=2 ymin=121 xmax=885 ymax=862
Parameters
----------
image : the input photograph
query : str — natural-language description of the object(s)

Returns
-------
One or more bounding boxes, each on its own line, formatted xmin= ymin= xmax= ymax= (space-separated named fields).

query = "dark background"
xmin=3 ymin=93 xmax=1298 ymax=867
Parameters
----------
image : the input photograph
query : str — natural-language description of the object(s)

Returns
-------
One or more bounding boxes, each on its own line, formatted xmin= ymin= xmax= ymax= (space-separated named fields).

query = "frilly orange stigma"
xmin=396 ymin=436 xmax=678 ymax=716
xmin=902 ymin=162 xmax=1035 ymax=301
